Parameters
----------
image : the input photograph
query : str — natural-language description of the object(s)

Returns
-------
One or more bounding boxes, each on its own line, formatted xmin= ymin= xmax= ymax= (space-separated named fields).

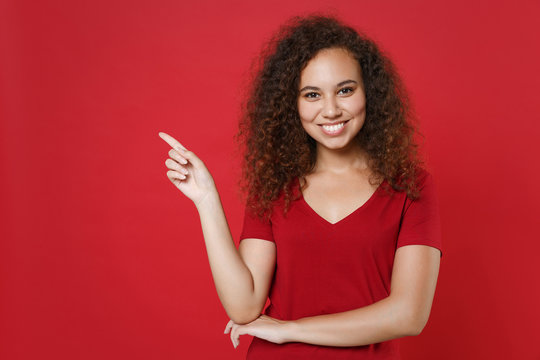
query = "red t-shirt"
xmin=238 ymin=168 xmax=443 ymax=359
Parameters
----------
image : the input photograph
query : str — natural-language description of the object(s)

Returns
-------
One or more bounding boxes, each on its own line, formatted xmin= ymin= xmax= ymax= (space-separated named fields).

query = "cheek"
xmin=297 ymin=102 xmax=319 ymax=122
xmin=348 ymin=94 xmax=366 ymax=116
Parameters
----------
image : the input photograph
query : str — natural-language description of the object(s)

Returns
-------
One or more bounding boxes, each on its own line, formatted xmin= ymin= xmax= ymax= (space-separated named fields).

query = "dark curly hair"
xmin=234 ymin=14 xmax=426 ymax=221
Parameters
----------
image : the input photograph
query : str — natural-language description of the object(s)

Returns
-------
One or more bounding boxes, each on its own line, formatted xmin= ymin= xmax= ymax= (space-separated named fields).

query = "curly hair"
xmin=234 ymin=14 xmax=426 ymax=221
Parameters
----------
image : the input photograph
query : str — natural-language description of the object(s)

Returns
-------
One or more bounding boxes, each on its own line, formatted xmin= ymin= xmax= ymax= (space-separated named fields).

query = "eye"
xmin=338 ymin=87 xmax=354 ymax=95
xmin=304 ymin=92 xmax=320 ymax=99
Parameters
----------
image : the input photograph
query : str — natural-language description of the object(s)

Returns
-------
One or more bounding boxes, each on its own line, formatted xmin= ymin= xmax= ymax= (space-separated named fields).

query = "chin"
xmin=318 ymin=139 xmax=353 ymax=150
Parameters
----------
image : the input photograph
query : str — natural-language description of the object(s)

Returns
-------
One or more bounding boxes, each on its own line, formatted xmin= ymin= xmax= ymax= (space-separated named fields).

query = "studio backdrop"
xmin=1 ymin=0 xmax=539 ymax=359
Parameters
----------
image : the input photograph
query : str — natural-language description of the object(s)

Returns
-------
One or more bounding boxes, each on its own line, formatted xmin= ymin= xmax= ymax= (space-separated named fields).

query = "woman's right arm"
xmin=158 ymin=132 xmax=274 ymax=324
xmin=196 ymin=191 xmax=276 ymax=325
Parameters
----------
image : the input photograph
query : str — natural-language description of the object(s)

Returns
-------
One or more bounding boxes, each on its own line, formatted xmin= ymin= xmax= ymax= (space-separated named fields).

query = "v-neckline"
xmin=298 ymin=178 xmax=386 ymax=226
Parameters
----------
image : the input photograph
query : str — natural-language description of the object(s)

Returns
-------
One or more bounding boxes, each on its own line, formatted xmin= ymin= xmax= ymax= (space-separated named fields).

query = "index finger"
xmin=158 ymin=132 xmax=187 ymax=151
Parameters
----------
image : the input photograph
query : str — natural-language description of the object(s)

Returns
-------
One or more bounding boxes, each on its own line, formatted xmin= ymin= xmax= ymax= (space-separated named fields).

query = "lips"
xmin=319 ymin=120 xmax=349 ymax=135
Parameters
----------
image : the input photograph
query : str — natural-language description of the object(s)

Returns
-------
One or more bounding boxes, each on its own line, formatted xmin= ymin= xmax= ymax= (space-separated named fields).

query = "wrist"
xmin=194 ymin=189 xmax=220 ymax=211
xmin=281 ymin=319 xmax=300 ymax=344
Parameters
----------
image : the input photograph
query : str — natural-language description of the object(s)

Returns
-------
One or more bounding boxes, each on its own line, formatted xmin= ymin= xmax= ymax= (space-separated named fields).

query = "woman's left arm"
xmin=225 ymin=244 xmax=440 ymax=348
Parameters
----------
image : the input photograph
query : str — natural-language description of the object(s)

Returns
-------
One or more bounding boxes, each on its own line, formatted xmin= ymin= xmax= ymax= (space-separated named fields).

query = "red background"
xmin=1 ymin=0 xmax=539 ymax=359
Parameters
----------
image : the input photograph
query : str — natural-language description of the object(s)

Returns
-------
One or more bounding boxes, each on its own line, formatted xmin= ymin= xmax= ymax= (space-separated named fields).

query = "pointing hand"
xmin=159 ymin=132 xmax=217 ymax=207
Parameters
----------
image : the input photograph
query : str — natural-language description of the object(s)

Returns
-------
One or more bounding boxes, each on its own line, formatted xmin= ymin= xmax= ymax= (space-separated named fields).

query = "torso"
xmin=299 ymin=168 xmax=383 ymax=225
xmin=241 ymin=167 xmax=438 ymax=359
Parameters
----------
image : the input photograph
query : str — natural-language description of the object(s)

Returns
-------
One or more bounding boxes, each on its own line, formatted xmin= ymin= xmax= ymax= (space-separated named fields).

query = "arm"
xmin=226 ymin=244 xmax=440 ymax=347
xmin=197 ymin=192 xmax=276 ymax=325
xmin=281 ymin=171 xmax=443 ymax=346
xmin=283 ymin=244 xmax=441 ymax=346
xmin=159 ymin=132 xmax=275 ymax=325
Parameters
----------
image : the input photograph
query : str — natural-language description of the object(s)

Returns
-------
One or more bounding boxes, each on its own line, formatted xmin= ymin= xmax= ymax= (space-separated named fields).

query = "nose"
xmin=321 ymin=96 xmax=342 ymax=118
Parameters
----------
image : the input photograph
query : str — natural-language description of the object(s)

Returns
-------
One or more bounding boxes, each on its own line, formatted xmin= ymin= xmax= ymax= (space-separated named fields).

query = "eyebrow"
xmin=299 ymin=80 xmax=358 ymax=92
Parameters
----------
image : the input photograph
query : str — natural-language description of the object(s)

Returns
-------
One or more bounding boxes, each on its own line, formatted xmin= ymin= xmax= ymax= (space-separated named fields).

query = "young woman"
xmin=159 ymin=15 xmax=442 ymax=359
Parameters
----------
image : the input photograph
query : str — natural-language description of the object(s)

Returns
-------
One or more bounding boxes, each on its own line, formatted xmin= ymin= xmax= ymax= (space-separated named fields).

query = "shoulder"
xmin=397 ymin=167 xmax=438 ymax=206
xmin=381 ymin=167 xmax=434 ymax=199
xmin=245 ymin=177 xmax=302 ymax=219
xmin=412 ymin=167 xmax=436 ymax=191
xmin=408 ymin=168 xmax=439 ymax=207
xmin=272 ymin=176 xmax=303 ymax=205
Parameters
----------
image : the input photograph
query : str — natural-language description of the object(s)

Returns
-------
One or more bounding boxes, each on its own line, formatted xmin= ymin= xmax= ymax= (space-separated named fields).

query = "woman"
xmin=159 ymin=14 xmax=442 ymax=359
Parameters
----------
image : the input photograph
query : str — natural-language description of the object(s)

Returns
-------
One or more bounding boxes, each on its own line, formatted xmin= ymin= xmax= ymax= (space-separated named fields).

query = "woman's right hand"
xmin=159 ymin=132 xmax=217 ymax=208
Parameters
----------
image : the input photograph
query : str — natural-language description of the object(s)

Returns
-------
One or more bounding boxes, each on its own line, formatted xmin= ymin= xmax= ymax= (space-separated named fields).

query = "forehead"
xmin=299 ymin=47 xmax=362 ymax=85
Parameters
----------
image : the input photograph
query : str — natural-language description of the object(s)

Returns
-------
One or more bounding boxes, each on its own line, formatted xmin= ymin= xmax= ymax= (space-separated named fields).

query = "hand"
xmin=159 ymin=132 xmax=217 ymax=207
xmin=223 ymin=315 xmax=291 ymax=349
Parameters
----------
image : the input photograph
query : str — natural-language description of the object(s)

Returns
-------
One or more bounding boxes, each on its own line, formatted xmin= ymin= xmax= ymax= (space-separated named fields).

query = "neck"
xmin=312 ymin=140 xmax=370 ymax=175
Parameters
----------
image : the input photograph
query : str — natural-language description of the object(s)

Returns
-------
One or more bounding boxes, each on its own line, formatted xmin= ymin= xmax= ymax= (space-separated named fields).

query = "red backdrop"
xmin=1 ymin=0 xmax=539 ymax=359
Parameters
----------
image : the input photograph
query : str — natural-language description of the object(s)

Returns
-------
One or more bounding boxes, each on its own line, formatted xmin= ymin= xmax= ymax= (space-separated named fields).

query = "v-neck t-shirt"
xmin=238 ymin=168 xmax=443 ymax=359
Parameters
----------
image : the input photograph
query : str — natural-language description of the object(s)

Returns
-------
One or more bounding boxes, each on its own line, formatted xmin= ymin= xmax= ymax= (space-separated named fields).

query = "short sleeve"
xmin=239 ymin=205 xmax=275 ymax=243
xmin=397 ymin=171 xmax=443 ymax=258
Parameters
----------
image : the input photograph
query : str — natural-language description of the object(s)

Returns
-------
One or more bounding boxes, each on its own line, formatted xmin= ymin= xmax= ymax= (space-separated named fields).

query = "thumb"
xmin=224 ymin=319 xmax=234 ymax=334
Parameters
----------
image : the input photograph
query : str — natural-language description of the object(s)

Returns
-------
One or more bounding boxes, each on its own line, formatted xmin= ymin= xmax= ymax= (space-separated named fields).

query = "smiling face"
xmin=297 ymin=47 xmax=366 ymax=152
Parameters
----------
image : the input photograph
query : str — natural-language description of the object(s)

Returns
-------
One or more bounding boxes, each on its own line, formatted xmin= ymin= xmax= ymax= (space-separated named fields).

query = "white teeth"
xmin=322 ymin=122 xmax=345 ymax=132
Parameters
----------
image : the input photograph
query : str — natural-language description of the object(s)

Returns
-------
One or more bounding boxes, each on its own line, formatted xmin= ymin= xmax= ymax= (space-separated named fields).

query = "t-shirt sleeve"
xmin=239 ymin=205 xmax=275 ymax=243
xmin=397 ymin=171 xmax=443 ymax=258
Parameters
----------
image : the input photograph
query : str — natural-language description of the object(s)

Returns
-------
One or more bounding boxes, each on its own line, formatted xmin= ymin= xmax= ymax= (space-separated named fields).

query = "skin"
xmin=297 ymin=47 xmax=367 ymax=168
xmin=159 ymin=46 xmax=440 ymax=350
xmin=296 ymin=47 xmax=380 ymax=224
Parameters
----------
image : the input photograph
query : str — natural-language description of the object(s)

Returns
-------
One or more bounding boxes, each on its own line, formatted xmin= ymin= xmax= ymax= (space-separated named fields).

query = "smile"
xmin=319 ymin=120 xmax=349 ymax=135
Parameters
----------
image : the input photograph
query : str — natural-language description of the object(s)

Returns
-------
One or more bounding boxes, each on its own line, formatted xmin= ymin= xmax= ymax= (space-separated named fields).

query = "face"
xmin=297 ymin=47 xmax=366 ymax=152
